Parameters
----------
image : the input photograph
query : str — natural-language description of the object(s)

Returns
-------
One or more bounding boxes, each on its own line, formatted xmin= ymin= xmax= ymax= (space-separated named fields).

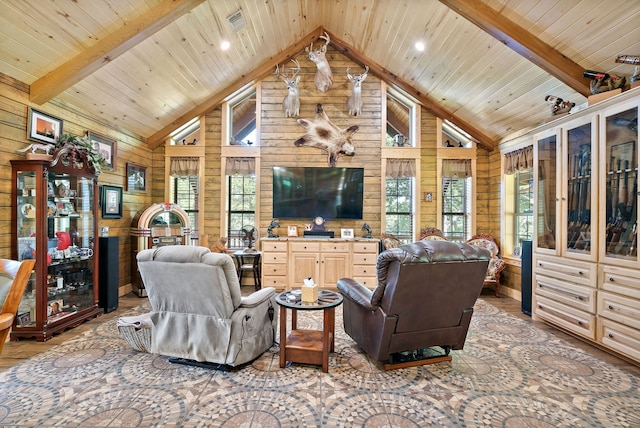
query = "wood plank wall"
xmin=0 ymin=45 xmax=503 ymax=299
xmin=0 ymin=72 xmax=152 ymax=292
xmin=152 ymin=45 xmax=498 ymax=250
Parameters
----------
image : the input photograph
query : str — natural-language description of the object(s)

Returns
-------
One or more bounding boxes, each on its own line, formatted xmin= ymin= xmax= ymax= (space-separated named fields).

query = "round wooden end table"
xmin=275 ymin=289 xmax=343 ymax=373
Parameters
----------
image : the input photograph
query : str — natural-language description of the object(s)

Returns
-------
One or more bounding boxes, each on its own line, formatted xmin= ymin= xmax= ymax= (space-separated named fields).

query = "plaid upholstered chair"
xmin=466 ymin=234 xmax=506 ymax=297
xmin=418 ymin=227 xmax=447 ymax=241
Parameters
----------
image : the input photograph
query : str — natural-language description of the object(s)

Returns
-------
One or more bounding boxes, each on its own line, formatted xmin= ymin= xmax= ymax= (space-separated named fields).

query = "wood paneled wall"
xmin=0 ymin=73 xmax=153 ymax=293
xmin=2 ymin=45 xmax=506 ymax=299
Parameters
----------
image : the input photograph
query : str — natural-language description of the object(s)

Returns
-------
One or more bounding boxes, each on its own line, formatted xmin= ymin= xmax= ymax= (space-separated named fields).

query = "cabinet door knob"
xmin=578 ymin=271 xmax=583 ymax=275
xmin=609 ymin=277 xmax=615 ymax=282
xmin=608 ymin=333 xmax=614 ymax=339
xmin=608 ymin=305 xmax=614 ymax=310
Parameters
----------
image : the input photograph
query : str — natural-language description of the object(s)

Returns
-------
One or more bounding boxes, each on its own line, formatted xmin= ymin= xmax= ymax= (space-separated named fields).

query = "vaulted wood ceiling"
xmin=1 ymin=0 xmax=638 ymax=151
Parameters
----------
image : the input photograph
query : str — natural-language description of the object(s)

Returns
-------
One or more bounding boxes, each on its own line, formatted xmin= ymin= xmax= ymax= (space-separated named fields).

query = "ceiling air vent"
xmin=227 ymin=10 xmax=246 ymax=32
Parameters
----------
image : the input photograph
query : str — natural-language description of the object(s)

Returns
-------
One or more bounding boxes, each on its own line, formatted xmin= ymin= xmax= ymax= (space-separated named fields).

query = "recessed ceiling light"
xmin=221 ymin=40 xmax=231 ymax=50
xmin=415 ymin=41 xmax=425 ymax=52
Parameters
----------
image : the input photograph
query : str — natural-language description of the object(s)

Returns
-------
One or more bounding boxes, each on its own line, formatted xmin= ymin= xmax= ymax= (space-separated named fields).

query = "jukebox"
xmin=130 ymin=202 xmax=191 ymax=297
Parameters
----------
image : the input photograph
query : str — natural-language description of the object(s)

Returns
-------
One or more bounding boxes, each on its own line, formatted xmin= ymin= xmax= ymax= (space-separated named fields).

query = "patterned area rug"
xmin=1 ymin=298 xmax=639 ymax=427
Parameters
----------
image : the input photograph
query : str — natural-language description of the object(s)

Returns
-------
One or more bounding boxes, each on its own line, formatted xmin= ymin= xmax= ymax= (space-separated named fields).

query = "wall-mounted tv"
xmin=272 ymin=166 xmax=364 ymax=220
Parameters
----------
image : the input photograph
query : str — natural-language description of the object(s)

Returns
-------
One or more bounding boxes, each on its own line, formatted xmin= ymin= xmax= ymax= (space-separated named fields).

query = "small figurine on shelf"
xmin=267 ymin=219 xmax=281 ymax=238
xmin=361 ymin=223 xmax=372 ymax=239
xmin=583 ymin=70 xmax=626 ymax=94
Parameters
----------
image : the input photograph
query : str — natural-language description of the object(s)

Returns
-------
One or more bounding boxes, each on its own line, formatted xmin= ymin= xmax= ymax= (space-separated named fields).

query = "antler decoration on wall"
xmin=306 ymin=31 xmax=333 ymax=93
xmin=295 ymin=104 xmax=359 ymax=167
xmin=347 ymin=65 xmax=369 ymax=116
xmin=275 ymin=59 xmax=301 ymax=117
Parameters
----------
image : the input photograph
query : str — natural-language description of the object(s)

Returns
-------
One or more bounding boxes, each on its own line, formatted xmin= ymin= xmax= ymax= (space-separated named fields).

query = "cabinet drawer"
xmin=353 ymin=265 xmax=376 ymax=277
xmin=353 ymin=276 xmax=378 ymax=289
xmin=353 ymin=253 xmax=376 ymax=265
xmin=262 ymin=263 xmax=287 ymax=277
xmin=535 ymin=295 xmax=596 ymax=339
xmin=535 ymin=274 xmax=596 ymax=313
xmin=262 ymin=276 xmax=288 ymax=290
xmin=598 ymin=290 xmax=640 ymax=330
xmin=262 ymin=252 xmax=287 ymax=264
xmin=353 ymin=242 xmax=378 ymax=253
xmin=535 ymin=256 xmax=595 ymax=287
xmin=597 ymin=317 xmax=640 ymax=363
xmin=262 ymin=241 xmax=288 ymax=252
xmin=291 ymin=242 xmax=320 ymax=252
xmin=321 ymin=242 xmax=350 ymax=252
xmin=599 ymin=265 xmax=640 ymax=299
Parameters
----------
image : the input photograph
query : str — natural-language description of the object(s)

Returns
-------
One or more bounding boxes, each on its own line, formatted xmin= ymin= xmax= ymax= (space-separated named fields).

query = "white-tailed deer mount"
xmin=295 ymin=104 xmax=359 ymax=167
xmin=275 ymin=59 xmax=301 ymax=117
xmin=347 ymin=65 xmax=369 ymax=116
xmin=306 ymin=32 xmax=333 ymax=93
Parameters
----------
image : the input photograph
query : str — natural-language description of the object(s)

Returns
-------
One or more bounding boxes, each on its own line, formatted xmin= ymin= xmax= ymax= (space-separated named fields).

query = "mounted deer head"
xmin=305 ymin=31 xmax=333 ymax=93
xmin=347 ymin=65 xmax=369 ymax=116
xmin=295 ymin=104 xmax=358 ymax=167
xmin=275 ymin=59 xmax=301 ymax=117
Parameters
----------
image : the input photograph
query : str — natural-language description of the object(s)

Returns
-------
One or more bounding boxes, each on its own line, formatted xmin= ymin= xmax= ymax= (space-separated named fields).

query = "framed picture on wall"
xmin=126 ymin=163 xmax=147 ymax=192
xmin=87 ymin=131 xmax=117 ymax=170
xmin=101 ymin=185 xmax=123 ymax=219
xmin=27 ymin=107 xmax=63 ymax=145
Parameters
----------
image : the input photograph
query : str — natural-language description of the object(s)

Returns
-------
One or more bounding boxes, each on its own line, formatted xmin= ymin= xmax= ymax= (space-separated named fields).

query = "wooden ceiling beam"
xmin=324 ymin=29 xmax=496 ymax=151
xmin=439 ymin=0 xmax=591 ymax=98
xmin=29 ymin=0 xmax=206 ymax=105
xmin=147 ymin=27 xmax=324 ymax=148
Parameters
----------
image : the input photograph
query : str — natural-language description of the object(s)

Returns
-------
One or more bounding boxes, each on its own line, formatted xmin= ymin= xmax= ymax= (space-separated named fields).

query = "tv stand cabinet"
xmin=261 ymin=238 xmax=379 ymax=290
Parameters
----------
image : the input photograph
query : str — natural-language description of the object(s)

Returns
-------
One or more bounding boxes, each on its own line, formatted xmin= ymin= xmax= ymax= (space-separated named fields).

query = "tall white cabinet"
xmin=532 ymin=88 xmax=640 ymax=363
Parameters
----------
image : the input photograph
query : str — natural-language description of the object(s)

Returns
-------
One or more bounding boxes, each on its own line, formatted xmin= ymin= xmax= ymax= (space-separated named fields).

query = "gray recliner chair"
xmin=337 ymin=240 xmax=490 ymax=369
xmin=118 ymin=246 xmax=277 ymax=369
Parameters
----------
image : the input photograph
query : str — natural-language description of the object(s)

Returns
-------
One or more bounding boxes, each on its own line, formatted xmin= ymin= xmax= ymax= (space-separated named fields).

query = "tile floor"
xmin=0 ymin=288 xmax=639 ymax=427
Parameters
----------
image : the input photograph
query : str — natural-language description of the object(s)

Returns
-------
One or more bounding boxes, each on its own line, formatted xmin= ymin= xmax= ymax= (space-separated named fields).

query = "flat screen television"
xmin=272 ymin=166 xmax=364 ymax=220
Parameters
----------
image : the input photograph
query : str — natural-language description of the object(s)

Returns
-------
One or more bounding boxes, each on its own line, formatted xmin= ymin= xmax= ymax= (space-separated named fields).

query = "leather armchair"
xmin=337 ymin=240 xmax=490 ymax=368
xmin=118 ymin=246 xmax=277 ymax=368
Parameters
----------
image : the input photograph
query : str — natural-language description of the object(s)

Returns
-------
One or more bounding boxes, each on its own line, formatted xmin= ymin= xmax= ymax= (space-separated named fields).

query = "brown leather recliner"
xmin=337 ymin=240 xmax=490 ymax=368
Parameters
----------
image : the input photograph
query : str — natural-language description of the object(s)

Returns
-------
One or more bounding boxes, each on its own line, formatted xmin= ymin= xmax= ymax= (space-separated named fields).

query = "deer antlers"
xmin=275 ymin=59 xmax=301 ymax=82
xmin=306 ymin=31 xmax=333 ymax=92
xmin=275 ymin=59 xmax=301 ymax=117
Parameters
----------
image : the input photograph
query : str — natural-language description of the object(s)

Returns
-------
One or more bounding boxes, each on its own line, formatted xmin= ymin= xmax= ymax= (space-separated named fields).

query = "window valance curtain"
xmin=386 ymin=158 xmax=416 ymax=178
xmin=225 ymin=157 xmax=255 ymax=176
xmin=169 ymin=157 xmax=199 ymax=176
xmin=442 ymin=159 xmax=472 ymax=178
xmin=504 ymin=146 xmax=533 ymax=175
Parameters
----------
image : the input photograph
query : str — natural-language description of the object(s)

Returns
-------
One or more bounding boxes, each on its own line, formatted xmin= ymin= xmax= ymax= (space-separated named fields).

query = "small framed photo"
xmin=287 ymin=225 xmax=298 ymax=237
xmin=17 ymin=312 xmax=31 ymax=327
xmin=513 ymin=246 xmax=522 ymax=258
xmin=341 ymin=228 xmax=354 ymax=239
xmin=27 ymin=107 xmax=63 ymax=144
xmin=126 ymin=163 xmax=147 ymax=192
xmin=101 ymin=185 xmax=123 ymax=219
xmin=87 ymin=131 xmax=117 ymax=170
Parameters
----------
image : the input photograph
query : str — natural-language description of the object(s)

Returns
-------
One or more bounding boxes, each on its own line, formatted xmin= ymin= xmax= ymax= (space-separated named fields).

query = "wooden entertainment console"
xmin=261 ymin=237 xmax=379 ymax=290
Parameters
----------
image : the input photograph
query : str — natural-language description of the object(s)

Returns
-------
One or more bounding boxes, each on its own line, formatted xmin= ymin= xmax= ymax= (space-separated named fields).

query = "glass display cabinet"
xmin=563 ymin=115 xmax=597 ymax=261
xmin=600 ymin=99 xmax=639 ymax=267
xmin=11 ymin=157 xmax=102 ymax=341
xmin=534 ymin=129 xmax=559 ymax=253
